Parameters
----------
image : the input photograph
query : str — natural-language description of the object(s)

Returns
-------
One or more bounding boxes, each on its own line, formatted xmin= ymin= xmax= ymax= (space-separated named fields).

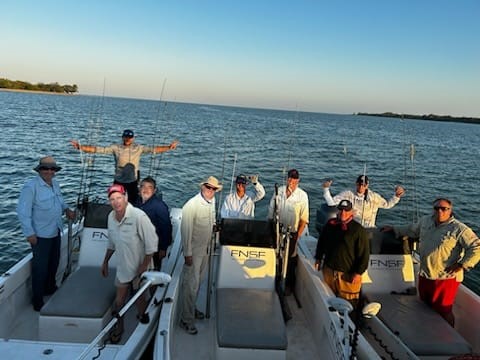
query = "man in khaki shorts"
xmin=101 ymin=184 xmax=158 ymax=343
xmin=314 ymin=199 xmax=370 ymax=309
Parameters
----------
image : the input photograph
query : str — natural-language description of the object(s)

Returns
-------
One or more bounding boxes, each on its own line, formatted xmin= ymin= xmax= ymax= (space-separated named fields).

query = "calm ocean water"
xmin=1 ymin=91 xmax=479 ymax=294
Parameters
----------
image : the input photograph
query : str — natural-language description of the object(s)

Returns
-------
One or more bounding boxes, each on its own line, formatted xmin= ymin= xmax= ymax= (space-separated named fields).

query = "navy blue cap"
xmin=122 ymin=129 xmax=134 ymax=137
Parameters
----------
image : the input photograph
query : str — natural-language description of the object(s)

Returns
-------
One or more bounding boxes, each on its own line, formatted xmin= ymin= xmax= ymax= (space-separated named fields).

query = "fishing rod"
xmin=283 ymin=106 xmax=299 ymax=178
xmin=401 ymin=116 xmax=419 ymax=223
xmin=152 ymin=99 xmax=177 ymax=181
xmin=206 ymin=118 xmax=230 ymax=318
xmin=228 ymin=153 xmax=238 ymax=196
xmin=148 ymin=78 xmax=168 ymax=178
xmin=360 ymin=163 xmax=368 ymax=227
xmin=273 ymin=182 xmax=293 ymax=321
xmin=65 ymin=81 xmax=106 ymax=281
xmin=215 ymin=119 xmax=231 ymax=217
xmin=410 ymin=143 xmax=419 ymax=222
xmin=75 ymin=78 xmax=107 ymax=211
xmin=401 ymin=116 xmax=408 ymax=223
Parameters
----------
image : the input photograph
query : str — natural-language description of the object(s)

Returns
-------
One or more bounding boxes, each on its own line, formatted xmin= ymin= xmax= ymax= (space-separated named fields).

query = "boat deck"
xmin=8 ymin=295 xmax=140 ymax=344
xmin=171 ymin=277 xmax=321 ymax=359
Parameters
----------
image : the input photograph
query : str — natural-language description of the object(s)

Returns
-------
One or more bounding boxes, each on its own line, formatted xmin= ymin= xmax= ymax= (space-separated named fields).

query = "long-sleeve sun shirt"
xmin=181 ymin=193 xmax=216 ymax=257
xmin=267 ymin=185 xmax=309 ymax=232
xmin=17 ymin=175 xmax=68 ymax=238
xmin=323 ymin=187 xmax=400 ymax=228
xmin=220 ymin=181 xmax=265 ymax=219
xmin=394 ymin=215 xmax=480 ymax=282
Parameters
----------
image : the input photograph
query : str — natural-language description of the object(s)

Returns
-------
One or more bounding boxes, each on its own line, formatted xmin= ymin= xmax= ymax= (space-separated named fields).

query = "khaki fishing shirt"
xmin=394 ymin=215 xmax=480 ymax=282
xmin=107 ymin=203 xmax=158 ymax=283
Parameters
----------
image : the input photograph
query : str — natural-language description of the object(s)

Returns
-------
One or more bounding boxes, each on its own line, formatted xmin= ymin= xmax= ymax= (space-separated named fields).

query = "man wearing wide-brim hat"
xmin=17 ymin=156 xmax=75 ymax=311
xmin=179 ymin=175 xmax=222 ymax=335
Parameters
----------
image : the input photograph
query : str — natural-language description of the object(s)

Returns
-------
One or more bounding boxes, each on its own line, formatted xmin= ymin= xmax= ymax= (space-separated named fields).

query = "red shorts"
xmin=418 ymin=275 xmax=460 ymax=316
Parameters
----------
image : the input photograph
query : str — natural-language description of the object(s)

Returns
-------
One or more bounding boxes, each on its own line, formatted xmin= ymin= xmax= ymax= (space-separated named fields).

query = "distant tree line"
xmin=0 ymin=78 xmax=78 ymax=94
xmin=357 ymin=111 xmax=480 ymax=125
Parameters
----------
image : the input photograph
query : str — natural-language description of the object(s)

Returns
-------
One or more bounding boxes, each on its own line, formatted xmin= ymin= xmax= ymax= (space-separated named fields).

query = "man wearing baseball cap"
xmin=220 ymin=174 xmax=265 ymax=219
xmin=322 ymin=175 xmax=405 ymax=228
xmin=70 ymin=129 xmax=179 ymax=204
xmin=314 ymin=199 xmax=370 ymax=309
xmin=101 ymin=183 xmax=158 ymax=343
xmin=267 ymin=168 xmax=309 ymax=295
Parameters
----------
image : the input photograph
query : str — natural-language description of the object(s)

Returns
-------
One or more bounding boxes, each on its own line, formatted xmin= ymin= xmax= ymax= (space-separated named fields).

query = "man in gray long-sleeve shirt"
xmin=382 ymin=197 xmax=480 ymax=326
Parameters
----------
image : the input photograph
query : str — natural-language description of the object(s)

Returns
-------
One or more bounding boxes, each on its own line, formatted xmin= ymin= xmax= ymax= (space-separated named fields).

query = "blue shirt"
xmin=138 ymin=195 xmax=172 ymax=251
xmin=17 ymin=175 xmax=68 ymax=238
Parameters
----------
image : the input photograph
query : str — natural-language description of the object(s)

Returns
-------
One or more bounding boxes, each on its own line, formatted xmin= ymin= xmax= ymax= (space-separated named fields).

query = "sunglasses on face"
xmin=204 ymin=184 xmax=217 ymax=191
xmin=434 ymin=206 xmax=451 ymax=211
xmin=40 ymin=167 xmax=57 ymax=171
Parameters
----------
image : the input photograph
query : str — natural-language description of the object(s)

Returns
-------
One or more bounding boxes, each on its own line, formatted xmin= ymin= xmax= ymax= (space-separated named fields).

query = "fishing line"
xmin=76 ymin=79 xmax=106 ymax=210
xmin=410 ymin=143 xmax=419 ymax=222
xmin=401 ymin=117 xmax=409 ymax=222
xmin=402 ymin=117 xmax=419 ymax=223
xmin=360 ymin=163 xmax=367 ymax=227
xmin=285 ymin=107 xmax=298 ymax=172
xmin=228 ymin=153 xmax=238 ymax=195
xmin=148 ymin=78 xmax=168 ymax=178
xmin=215 ymin=118 xmax=231 ymax=218
xmin=282 ymin=106 xmax=299 ymax=188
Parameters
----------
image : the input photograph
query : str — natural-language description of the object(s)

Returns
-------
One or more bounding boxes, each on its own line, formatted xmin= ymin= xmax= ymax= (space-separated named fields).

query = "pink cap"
xmin=107 ymin=184 xmax=126 ymax=197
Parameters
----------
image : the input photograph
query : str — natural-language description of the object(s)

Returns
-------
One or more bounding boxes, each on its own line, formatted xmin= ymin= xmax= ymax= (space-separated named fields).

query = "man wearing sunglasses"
xmin=382 ymin=198 xmax=480 ymax=326
xmin=323 ymin=175 xmax=405 ymax=228
xmin=179 ymin=176 xmax=222 ymax=335
xmin=70 ymin=129 xmax=179 ymax=204
xmin=17 ymin=156 xmax=75 ymax=311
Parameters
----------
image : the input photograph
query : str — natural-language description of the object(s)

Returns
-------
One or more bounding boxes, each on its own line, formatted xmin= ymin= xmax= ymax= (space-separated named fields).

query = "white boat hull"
xmin=0 ymin=203 xmax=180 ymax=360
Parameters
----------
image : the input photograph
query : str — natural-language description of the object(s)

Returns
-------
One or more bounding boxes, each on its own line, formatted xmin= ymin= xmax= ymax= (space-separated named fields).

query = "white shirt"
xmin=220 ymin=181 xmax=265 ymax=219
xmin=268 ymin=185 xmax=309 ymax=232
xmin=323 ymin=187 xmax=400 ymax=228
xmin=107 ymin=203 xmax=158 ymax=283
xmin=181 ymin=193 xmax=216 ymax=257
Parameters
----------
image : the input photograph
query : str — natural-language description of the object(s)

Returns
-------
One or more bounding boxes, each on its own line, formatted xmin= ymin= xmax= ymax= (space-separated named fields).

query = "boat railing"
xmin=76 ymin=271 xmax=171 ymax=360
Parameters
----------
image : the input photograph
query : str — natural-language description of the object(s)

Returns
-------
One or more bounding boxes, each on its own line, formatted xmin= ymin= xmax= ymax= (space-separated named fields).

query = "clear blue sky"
xmin=2 ymin=0 xmax=479 ymax=116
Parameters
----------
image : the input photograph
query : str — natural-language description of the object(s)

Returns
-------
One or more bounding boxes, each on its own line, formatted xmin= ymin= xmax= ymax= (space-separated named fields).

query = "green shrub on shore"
xmin=0 ymin=78 xmax=78 ymax=94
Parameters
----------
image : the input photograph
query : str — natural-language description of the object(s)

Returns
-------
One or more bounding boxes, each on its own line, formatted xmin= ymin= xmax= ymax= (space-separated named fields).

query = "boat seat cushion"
xmin=364 ymin=292 xmax=471 ymax=356
xmin=216 ymin=288 xmax=287 ymax=350
xmin=41 ymin=266 xmax=116 ymax=318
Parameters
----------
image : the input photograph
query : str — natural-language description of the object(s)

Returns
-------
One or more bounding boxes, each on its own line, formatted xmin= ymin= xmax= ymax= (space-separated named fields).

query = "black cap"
xmin=287 ymin=169 xmax=299 ymax=179
xmin=356 ymin=175 xmax=369 ymax=184
xmin=337 ymin=199 xmax=353 ymax=211
xmin=235 ymin=174 xmax=248 ymax=184
xmin=122 ymin=129 xmax=134 ymax=137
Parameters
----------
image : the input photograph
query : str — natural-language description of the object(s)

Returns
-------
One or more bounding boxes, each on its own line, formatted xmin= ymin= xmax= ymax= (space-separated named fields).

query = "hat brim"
xmin=199 ymin=182 xmax=223 ymax=192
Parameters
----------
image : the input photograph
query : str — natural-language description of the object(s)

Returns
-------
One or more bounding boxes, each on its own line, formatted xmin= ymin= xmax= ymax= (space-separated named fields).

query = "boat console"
xmin=215 ymin=219 xmax=287 ymax=360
